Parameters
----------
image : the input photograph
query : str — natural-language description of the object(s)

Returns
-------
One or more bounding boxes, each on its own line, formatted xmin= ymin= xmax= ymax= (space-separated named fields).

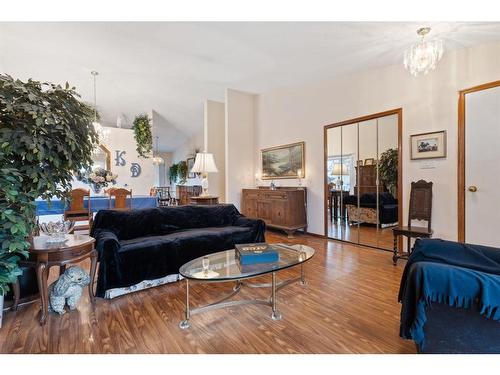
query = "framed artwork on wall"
xmin=364 ymin=158 xmax=375 ymax=166
xmin=187 ymin=157 xmax=196 ymax=178
xmin=261 ymin=141 xmax=305 ymax=180
xmin=410 ymin=130 xmax=447 ymax=160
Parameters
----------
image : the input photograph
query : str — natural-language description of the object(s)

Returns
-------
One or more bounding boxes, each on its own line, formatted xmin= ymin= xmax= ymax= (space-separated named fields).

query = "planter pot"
xmin=91 ymin=184 xmax=102 ymax=194
xmin=0 ymin=294 xmax=4 ymax=328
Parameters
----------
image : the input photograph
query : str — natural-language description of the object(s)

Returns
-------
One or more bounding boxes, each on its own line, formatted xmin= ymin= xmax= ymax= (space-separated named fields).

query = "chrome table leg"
xmin=271 ymin=272 xmax=282 ymax=320
xmin=179 ymin=279 xmax=191 ymax=329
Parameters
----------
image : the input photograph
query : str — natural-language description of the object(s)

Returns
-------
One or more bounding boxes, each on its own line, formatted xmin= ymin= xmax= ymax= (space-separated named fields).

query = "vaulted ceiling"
xmin=1 ymin=22 xmax=500 ymax=151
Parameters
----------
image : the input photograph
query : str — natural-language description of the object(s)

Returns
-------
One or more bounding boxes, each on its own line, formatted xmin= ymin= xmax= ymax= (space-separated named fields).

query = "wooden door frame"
xmin=457 ymin=80 xmax=500 ymax=242
xmin=323 ymin=108 xmax=403 ymax=250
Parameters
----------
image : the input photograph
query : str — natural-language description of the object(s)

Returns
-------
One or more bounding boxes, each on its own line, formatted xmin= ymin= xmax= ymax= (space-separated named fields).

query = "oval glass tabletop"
xmin=179 ymin=243 xmax=315 ymax=281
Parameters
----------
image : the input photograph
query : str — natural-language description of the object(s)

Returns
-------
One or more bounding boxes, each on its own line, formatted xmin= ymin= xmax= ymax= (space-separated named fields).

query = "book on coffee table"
xmin=235 ymin=243 xmax=279 ymax=265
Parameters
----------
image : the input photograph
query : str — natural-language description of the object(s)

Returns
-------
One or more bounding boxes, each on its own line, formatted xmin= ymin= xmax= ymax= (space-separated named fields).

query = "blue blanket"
xmin=398 ymin=238 xmax=500 ymax=347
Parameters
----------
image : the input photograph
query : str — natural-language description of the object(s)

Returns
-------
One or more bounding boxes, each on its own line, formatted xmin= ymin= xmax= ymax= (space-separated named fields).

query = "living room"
xmin=1 ymin=0 xmax=500 ymax=372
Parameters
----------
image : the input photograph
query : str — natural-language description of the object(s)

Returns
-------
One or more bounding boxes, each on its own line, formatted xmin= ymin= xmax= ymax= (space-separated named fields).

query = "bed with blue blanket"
xmin=398 ymin=238 xmax=500 ymax=353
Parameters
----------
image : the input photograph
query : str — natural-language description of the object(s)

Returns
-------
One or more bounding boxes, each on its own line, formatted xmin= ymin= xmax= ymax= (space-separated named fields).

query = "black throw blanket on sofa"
xmin=398 ymin=238 xmax=500 ymax=347
xmin=90 ymin=204 xmax=265 ymax=297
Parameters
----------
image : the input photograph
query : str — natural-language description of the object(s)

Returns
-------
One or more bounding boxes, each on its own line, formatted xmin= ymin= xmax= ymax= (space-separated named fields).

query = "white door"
xmin=465 ymin=85 xmax=500 ymax=247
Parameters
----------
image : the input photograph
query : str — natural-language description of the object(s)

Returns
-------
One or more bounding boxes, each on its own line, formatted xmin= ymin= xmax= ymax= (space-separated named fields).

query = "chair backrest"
xmin=109 ymin=188 xmax=132 ymax=210
xmin=192 ymin=185 xmax=202 ymax=196
xmin=105 ymin=187 xmax=117 ymax=195
xmin=66 ymin=188 xmax=90 ymax=213
xmin=408 ymin=180 xmax=433 ymax=230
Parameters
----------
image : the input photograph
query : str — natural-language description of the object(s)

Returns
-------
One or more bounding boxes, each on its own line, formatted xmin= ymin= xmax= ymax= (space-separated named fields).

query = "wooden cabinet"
xmin=354 ymin=165 xmax=378 ymax=195
xmin=241 ymin=188 xmax=307 ymax=238
xmin=176 ymin=185 xmax=202 ymax=205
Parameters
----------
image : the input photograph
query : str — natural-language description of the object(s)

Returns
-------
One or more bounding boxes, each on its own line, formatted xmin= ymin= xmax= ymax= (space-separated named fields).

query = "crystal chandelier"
xmin=91 ymin=71 xmax=110 ymax=145
xmin=152 ymin=135 xmax=164 ymax=165
xmin=404 ymin=27 xmax=444 ymax=77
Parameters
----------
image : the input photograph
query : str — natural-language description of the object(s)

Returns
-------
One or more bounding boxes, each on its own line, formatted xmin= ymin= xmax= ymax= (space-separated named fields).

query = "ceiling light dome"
xmin=404 ymin=27 xmax=444 ymax=77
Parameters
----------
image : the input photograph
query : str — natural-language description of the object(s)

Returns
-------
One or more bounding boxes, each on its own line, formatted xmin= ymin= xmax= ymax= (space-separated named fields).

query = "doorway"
xmin=458 ymin=80 xmax=500 ymax=246
xmin=323 ymin=109 xmax=402 ymax=250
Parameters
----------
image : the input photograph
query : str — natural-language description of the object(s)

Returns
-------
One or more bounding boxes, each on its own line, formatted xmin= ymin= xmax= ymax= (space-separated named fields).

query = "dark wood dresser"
xmin=241 ymin=187 xmax=307 ymax=238
xmin=176 ymin=185 xmax=202 ymax=205
xmin=354 ymin=165 xmax=377 ymax=195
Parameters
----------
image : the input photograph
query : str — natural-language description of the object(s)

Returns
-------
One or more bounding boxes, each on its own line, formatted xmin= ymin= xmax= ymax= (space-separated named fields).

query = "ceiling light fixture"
xmin=152 ymin=135 xmax=164 ymax=165
xmin=404 ymin=27 xmax=444 ymax=77
xmin=91 ymin=71 xmax=109 ymax=144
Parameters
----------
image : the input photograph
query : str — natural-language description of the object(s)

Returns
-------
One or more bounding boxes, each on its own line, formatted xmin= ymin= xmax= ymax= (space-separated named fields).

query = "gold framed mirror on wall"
xmin=323 ymin=109 xmax=402 ymax=251
xmin=93 ymin=144 xmax=112 ymax=170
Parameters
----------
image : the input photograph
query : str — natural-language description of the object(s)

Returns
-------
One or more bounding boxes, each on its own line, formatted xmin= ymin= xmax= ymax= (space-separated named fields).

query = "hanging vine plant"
xmin=177 ymin=161 xmax=188 ymax=185
xmin=132 ymin=114 xmax=153 ymax=158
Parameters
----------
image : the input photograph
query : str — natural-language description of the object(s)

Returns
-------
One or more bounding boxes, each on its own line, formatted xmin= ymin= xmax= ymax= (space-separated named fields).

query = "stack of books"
xmin=235 ymin=243 xmax=279 ymax=265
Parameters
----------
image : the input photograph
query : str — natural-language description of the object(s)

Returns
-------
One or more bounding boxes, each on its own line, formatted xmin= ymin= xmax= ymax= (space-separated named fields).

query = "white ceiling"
xmin=1 ymin=22 xmax=500 ymax=151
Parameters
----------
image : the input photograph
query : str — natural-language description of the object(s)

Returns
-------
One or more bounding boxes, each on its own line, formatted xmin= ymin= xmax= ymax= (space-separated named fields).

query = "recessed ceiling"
xmin=1 ymin=22 xmax=500 ymax=151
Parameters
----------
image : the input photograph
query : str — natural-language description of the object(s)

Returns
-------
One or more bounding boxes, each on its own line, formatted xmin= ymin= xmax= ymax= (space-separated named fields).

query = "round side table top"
xmin=29 ymin=234 xmax=95 ymax=252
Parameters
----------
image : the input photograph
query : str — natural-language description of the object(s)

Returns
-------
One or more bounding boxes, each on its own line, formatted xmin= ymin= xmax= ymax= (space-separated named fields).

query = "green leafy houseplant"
xmin=177 ymin=161 xmax=188 ymax=185
xmin=379 ymin=148 xmax=398 ymax=196
xmin=168 ymin=163 xmax=179 ymax=184
xmin=132 ymin=114 xmax=152 ymax=158
xmin=0 ymin=74 xmax=97 ymax=295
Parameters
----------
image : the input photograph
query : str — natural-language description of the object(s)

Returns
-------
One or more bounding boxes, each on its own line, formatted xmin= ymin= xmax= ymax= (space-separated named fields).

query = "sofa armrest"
xmin=93 ymin=229 xmax=121 ymax=260
xmin=233 ymin=215 xmax=266 ymax=243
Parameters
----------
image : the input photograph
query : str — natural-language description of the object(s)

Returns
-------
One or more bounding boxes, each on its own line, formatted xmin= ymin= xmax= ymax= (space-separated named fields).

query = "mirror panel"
xmin=325 ymin=111 xmax=400 ymax=251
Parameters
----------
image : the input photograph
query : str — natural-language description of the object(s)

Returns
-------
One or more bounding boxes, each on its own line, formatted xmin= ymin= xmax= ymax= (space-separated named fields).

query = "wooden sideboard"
xmin=241 ymin=187 xmax=307 ymax=238
xmin=176 ymin=185 xmax=202 ymax=205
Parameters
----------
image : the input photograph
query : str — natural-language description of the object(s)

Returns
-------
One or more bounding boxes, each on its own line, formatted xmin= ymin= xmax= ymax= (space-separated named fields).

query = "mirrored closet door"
xmin=324 ymin=110 xmax=401 ymax=250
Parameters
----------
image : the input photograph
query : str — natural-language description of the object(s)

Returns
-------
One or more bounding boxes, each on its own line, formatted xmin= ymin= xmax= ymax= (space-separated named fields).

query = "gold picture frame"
xmin=410 ymin=130 xmax=447 ymax=160
xmin=261 ymin=141 xmax=305 ymax=180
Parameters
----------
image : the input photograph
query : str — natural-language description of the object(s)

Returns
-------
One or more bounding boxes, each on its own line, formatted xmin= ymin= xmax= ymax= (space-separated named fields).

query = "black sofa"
xmin=90 ymin=204 xmax=265 ymax=298
xmin=399 ymin=238 xmax=500 ymax=353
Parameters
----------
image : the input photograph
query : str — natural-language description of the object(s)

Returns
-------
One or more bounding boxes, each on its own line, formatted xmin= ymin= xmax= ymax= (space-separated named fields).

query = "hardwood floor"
xmin=328 ymin=215 xmax=395 ymax=250
xmin=0 ymin=231 xmax=415 ymax=354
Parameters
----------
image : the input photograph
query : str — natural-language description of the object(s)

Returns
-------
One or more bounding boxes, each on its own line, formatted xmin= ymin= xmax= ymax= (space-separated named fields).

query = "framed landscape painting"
xmin=410 ymin=130 xmax=447 ymax=160
xmin=261 ymin=141 xmax=305 ymax=179
xmin=187 ymin=157 xmax=196 ymax=178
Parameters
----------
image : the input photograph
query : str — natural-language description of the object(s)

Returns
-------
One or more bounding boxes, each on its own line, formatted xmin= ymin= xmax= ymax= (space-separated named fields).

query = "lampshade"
xmin=191 ymin=152 xmax=218 ymax=173
xmin=331 ymin=164 xmax=348 ymax=176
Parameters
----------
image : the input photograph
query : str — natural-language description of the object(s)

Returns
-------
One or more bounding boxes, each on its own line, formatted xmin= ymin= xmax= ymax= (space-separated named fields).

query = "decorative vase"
xmin=91 ymin=184 xmax=102 ymax=194
xmin=0 ymin=294 xmax=4 ymax=328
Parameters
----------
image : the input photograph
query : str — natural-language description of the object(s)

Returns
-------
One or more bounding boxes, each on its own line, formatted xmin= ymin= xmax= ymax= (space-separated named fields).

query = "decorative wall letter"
xmin=115 ymin=150 xmax=126 ymax=166
xmin=130 ymin=162 xmax=142 ymax=178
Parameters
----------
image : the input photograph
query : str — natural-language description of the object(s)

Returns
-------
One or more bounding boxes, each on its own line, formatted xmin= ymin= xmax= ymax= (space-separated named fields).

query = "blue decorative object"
xmin=115 ymin=150 xmax=126 ymax=166
xmin=235 ymin=243 xmax=279 ymax=265
xmin=130 ymin=162 xmax=141 ymax=177
xmin=36 ymin=195 xmax=157 ymax=216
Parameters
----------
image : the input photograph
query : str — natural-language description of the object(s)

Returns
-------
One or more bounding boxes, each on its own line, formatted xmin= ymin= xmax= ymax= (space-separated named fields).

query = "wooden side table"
xmin=189 ymin=196 xmax=219 ymax=205
xmin=19 ymin=234 xmax=97 ymax=325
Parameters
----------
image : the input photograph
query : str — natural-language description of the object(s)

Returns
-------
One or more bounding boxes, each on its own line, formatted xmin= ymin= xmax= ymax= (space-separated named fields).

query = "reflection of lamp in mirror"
xmin=331 ymin=164 xmax=348 ymax=191
xmin=191 ymin=152 xmax=218 ymax=196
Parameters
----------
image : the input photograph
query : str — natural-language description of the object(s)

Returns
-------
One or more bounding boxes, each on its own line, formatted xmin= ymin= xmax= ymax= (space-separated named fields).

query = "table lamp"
xmin=191 ymin=152 xmax=218 ymax=196
xmin=331 ymin=164 xmax=348 ymax=190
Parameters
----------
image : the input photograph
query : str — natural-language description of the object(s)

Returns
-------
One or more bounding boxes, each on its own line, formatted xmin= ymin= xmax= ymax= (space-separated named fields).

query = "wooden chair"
xmin=108 ymin=188 xmax=132 ymax=210
xmin=392 ymin=180 xmax=433 ymax=265
xmin=64 ymin=188 xmax=92 ymax=232
xmin=156 ymin=186 xmax=173 ymax=206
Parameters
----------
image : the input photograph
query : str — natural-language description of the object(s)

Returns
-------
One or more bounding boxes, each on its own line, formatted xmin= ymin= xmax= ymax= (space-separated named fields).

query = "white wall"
xmin=171 ymin=131 xmax=204 ymax=187
xmin=252 ymin=41 xmax=500 ymax=238
xmin=225 ymin=89 xmax=256 ymax=209
xmin=72 ymin=127 xmax=155 ymax=195
xmin=205 ymin=100 xmax=226 ymax=201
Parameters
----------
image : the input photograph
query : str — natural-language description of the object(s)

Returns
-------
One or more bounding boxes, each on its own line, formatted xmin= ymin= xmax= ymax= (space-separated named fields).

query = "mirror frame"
xmin=98 ymin=143 xmax=112 ymax=171
xmin=323 ymin=108 xmax=403 ymax=250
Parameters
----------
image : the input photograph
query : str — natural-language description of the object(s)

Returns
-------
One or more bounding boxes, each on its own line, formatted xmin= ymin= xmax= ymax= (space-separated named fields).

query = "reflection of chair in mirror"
xmin=108 ymin=188 xmax=132 ymax=210
xmin=64 ymin=188 xmax=92 ymax=232
xmin=392 ymin=180 xmax=433 ymax=265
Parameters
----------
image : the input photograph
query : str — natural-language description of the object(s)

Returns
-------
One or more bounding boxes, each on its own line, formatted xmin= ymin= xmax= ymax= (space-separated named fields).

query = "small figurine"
xmin=48 ymin=266 xmax=90 ymax=315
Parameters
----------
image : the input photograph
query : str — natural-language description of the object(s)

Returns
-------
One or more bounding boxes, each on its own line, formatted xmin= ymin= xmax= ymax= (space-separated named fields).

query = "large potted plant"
xmin=379 ymin=148 xmax=398 ymax=196
xmin=0 ymin=75 xmax=97 ymax=321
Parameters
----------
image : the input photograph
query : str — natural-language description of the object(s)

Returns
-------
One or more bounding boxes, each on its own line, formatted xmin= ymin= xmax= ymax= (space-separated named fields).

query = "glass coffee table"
xmin=178 ymin=243 xmax=315 ymax=329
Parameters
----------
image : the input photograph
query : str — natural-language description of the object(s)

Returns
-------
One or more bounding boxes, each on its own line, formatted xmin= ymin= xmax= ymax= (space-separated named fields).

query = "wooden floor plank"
xmin=0 ymin=231 xmax=415 ymax=353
